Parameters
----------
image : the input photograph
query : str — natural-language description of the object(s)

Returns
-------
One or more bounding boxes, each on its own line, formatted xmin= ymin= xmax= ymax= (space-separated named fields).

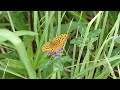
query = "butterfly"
xmin=42 ymin=34 xmax=68 ymax=53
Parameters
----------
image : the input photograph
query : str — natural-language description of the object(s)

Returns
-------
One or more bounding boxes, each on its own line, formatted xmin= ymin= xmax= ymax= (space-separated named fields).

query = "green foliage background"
xmin=0 ymin=11 xmax=120 ymax=79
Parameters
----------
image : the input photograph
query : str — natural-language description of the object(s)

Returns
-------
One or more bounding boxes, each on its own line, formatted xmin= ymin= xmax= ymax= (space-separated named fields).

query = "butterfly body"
xmin=42 ymin=34 xmax=68 ymax=53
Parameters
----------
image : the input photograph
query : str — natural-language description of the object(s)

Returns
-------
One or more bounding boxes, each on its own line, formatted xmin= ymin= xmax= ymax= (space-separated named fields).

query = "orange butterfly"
xmin=42 ymin=34 xmax=68 ymax=53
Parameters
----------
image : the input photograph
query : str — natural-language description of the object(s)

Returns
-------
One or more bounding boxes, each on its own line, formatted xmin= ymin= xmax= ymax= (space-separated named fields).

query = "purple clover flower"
xmin=47 ymin=49 xmax=63 ymax=57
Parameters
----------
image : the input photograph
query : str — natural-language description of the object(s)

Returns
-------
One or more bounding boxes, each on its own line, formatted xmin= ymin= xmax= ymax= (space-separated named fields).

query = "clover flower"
xmin=47 ymin=49 xmax=63 ymax=57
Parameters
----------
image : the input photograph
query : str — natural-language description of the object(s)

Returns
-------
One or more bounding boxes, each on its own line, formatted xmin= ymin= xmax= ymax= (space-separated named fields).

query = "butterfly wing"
xmin=52 ymin=34 xmax=68 ymax=51
xmin=42 ymin=40 xmax=52 ymax=52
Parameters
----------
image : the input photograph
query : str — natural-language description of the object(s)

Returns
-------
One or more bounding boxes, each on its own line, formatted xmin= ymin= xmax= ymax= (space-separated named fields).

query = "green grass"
xmin=0 ymin=11 xmax=120 ymax=79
